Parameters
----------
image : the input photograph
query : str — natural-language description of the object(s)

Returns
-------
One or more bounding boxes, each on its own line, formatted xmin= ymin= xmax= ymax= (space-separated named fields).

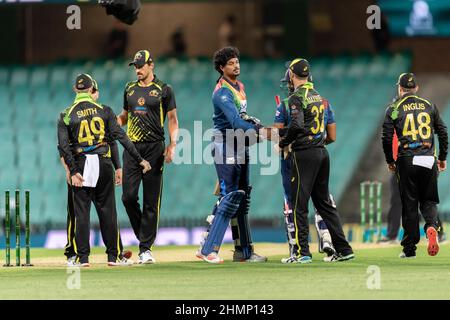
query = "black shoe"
xmin=324 ymin=252 xmax=355 ymax=262
xmin=399 ymin=251 xmax=416 ymax=259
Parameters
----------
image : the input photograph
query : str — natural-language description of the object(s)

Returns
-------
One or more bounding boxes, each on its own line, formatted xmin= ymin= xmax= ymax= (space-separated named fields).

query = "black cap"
xmin=397 ymin=73 xmax=417 ymax=89
xmin=285 ymin=58 xmax=310 ymax=78
xmin=75 ymin=74 xmax=94 ymax=90
xmin=280 ymin=68 xmax=313 ymax=84
xmin=129 ymin=50 xmax=153 ymax=68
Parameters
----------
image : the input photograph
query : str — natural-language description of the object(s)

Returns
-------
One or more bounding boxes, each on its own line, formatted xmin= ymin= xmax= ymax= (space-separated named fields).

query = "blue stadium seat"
xmin=10 ymin=67 xmax=28 ymax=87
xmin=0 ymin=67 xmax=9 ymax=84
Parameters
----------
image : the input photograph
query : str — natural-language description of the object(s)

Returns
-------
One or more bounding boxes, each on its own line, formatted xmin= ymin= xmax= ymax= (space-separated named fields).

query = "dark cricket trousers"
xmin=386 ymin=174 xmax=402 ymax=239
xmin=122 ymin=141 xmax=165 ymax=254
xmin=396 ymin=156 xmax=440 ymax=255
xmin=72 ymin=156 xmax=123 ymax=263
xmin=386 ymin=172 xmax=444 ymax=240
xmin=64 ymin=184 xmax=76 ymax=259
xmin=291 ymin=147 xmax=353 ymax=257
xmin=65 ymin=183 xmax=125 ymax=259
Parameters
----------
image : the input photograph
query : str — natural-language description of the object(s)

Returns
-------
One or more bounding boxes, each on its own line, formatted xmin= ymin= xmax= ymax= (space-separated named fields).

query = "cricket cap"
xmin=129 ymin=50 xmax=153 ymax=68
xmin=397 ymin=72 xmax=417 ymax=89
xmin=75 ymin=73 xmax=94 ymax=90
xmin=285 ymin=58 xmax=310 ymax=78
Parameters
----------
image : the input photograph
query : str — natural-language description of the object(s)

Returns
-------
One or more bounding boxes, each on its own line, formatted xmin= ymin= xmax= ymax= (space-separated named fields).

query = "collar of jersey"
xmin=73 ymin=92 xmax=94 ymax=104
xmin=296 ymin=81 xmax=314 ymax=91
xmin=137 ymin=76 xmax=161 ymax=90
xmin=64 ymin=93 xmax=102 ymax=125
xmin=395 ymin=93 xmax=431 ymax=108
xmin=221 ymin=77 xmax=246 ymax=99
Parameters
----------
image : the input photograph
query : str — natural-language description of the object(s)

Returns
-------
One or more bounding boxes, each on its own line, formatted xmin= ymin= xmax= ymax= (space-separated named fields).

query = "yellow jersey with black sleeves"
xmin=123 ymin=76 xmax=177 ymax=142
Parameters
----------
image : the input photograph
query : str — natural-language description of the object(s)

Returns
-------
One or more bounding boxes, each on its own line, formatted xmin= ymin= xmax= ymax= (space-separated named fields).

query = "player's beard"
xmin=137 ymin=71 xmax=149 ymax=81
xmin=226 ymin=70 xmax=240 ymax=81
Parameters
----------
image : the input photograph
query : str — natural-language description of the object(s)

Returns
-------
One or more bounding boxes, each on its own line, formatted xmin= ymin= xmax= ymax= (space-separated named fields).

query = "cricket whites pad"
xmin=201 ymin=190 xmax=246 ymax=256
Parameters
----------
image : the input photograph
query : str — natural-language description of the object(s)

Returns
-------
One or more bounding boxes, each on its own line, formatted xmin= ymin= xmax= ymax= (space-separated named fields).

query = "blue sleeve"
xmin=213 ymin=87 xmax=255 ymax=131
xmin=274 ymin=103 xmax=285 ymax=124
xmin=326 ymin=103 xmax=335 ymax=125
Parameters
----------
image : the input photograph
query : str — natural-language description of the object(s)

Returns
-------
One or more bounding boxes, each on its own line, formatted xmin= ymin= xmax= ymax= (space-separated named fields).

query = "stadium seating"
xmin=0 ymin=53 xmax=411 ymax=228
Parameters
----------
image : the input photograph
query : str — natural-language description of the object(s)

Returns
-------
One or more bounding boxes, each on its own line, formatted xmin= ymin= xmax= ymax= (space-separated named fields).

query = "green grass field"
xmin=0 ymin=242 xmax=449 ymax=299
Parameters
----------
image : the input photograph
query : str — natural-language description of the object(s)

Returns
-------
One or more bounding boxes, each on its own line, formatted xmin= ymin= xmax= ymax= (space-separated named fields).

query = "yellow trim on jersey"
xmin=65 ymin=94 xmax=103 ymax=123
xmin=414 ymin=96 xmax=432 ymax=106
xmin=137 ymin=81 xmax=162 ymax=90
xmin=126 ymin=82 xmax=138 ymax=92
xmin=73 ymin=217 xmax=78 ymax=256
xmin=160 ymin=101 xmax=164 ymax=127
xmin=152 ymin=82 xmax=162 ymax=91
xmin=137 ymin=82 xmax=152 ymax=88
xmin=72 ymin=182 xmax=78 ymax=259
xmin=105 ymin=145 xmax=111 ymax=158
xmin=293 ymin=153 xmax=302 ymax=257
xmin=396 ymin=95 xmax=432 ymax=109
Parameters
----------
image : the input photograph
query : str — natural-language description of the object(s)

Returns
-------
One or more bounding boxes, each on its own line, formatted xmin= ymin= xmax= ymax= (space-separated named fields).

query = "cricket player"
xmin=117 ymin=50 xmax=179 ymax=264
xmin=58 ymin=73 xmax=151 ymax=267
xmin=382 ymin=73 xmax=448 ymax=258
xmin=59 ymin=79 xmax=132 ymax=266
xmin=379 ymin=132 xmax=446 ymax=244
xmin=273 ymin=70 xmax=336 ymax=263
xmin=277 ymin=58 xmax=354 ymax=263
xmin=196 ymin=46 xmax=267 ymax=263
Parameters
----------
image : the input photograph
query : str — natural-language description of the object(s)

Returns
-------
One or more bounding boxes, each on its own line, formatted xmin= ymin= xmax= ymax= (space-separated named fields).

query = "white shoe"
xmin=138 ymin=250 xmax=156 ymax=264
xmin=108 ymin=258 xmax=134 ymax=266
xmin=67 ymin=256 xmax=77 ymax=267
xmin=281 ymin=256 xmax=298 ymax=264
xmin=196 ymin=250 xmax=224 ymax=264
